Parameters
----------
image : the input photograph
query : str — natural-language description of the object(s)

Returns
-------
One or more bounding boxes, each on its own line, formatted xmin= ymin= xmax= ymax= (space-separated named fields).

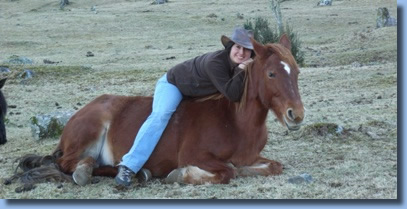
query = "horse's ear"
xmin=251 ymin=38 xmax=267 ymax=58
xmin=0 ymin=78 xmax=7 ymax=89
xmin=279 ymin=34 xmax=292 ymax=51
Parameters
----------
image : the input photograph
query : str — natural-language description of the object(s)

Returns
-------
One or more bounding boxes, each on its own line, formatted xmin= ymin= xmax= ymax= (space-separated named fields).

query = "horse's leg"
xmin=165 ymin=161 xmax=236 ymax=185
xmin=0 ymin=120 xmax=6 ymax=145
xmin=92 ymin=166 xmax=118 ymax=177
xmin=236 ymin=157 xmax=283 ymax=177
xmin=92 ymin=167 xmax=151 ymax=183
xmin=72 ymin=157 xmax=98 ymax=186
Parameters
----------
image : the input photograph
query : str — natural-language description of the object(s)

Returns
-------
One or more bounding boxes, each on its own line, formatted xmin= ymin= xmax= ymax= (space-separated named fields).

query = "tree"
xmin=244 ymin=0 xmax=305 ymax=66
xmin=60 ymin=0 xmax=69 ymax=9
xmin=270 ymin=0 xmax=284 ymax=35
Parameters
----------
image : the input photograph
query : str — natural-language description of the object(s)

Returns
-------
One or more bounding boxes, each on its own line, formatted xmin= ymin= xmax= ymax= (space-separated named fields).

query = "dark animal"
xmin=9 ymin=35 xmax=305 ymax=187
xmin=0 ymin=78 xmax=7 ymax=145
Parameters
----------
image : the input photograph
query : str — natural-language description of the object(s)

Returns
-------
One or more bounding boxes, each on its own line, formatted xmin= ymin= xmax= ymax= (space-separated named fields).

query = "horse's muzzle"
xmin=284 ymin=118 xmax=302 ymax=131
xmin=284 ymin=108 xmax=304 ymax=131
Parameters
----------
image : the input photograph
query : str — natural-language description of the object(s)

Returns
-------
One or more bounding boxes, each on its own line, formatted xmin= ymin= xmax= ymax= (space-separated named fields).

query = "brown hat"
xmin=221 ymin=27 xmax=254 ymax=50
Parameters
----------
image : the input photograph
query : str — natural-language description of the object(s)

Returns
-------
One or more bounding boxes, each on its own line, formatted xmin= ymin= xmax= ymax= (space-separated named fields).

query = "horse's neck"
xmin=235 ymin=101 xmax=268 ymax=128
xmin=235 ymin=64 xmax=269 ymax=127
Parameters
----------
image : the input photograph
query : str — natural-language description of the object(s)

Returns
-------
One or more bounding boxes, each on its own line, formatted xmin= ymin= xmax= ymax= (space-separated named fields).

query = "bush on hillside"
xmin=244 ymin=17 xmax=305 ymax=67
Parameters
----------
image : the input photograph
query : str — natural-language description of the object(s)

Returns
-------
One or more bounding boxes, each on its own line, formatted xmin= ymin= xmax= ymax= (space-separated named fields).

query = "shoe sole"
xmin=115 ymin=175 xmax=131 ymax=187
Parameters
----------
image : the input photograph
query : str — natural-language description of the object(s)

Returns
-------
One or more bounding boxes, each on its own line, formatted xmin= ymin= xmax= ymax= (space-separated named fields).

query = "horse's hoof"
xmin=165 ymin=169 xmax=183 ymax=184
xmin=72 ymin=164 xmax=92 ymax=186
xmin=137 ymin=168 xmax=152 ymax=182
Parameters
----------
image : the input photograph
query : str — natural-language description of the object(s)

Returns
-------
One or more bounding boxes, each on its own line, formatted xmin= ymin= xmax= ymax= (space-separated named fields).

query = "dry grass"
xmin=0 ymin=0 xmax=397 ymax=199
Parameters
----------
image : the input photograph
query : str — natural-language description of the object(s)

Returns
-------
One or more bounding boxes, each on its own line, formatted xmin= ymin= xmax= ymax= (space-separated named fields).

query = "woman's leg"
xmin=116 ymin=74 xmax=182 ymax=185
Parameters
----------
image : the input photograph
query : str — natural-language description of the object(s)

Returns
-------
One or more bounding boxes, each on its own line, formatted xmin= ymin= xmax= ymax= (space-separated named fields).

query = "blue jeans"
xmin=120 ymin=74 xmax=183 ymax=173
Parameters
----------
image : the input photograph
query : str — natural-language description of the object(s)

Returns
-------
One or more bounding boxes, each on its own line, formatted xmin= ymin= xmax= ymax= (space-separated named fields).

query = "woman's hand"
xmin=238 ymin=58 xmax=254 ymax=70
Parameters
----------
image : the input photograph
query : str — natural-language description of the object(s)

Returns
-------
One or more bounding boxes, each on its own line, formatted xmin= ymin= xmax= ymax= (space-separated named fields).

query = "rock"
xmin=335 ymin=125 xmax=344 ymax=134
xmin=236 ymin=13 xmax=244 ymax=19
xmin=91 ymin=6 xmax=98 ymax=14
xmin=351 ymin=61 xmax=362 ymax=68
xmin=30 ymin=111 xmax=75 ymax=140
xmin=164 ymin=56 xmax=176 ymax=60
xmin=376 ymin=7 xmax=397 ymax=28
xmin=20 ymin=69 xmax=35 ymax=79
xmin=0 ymin=66 xmax=10 ymax=73
xmin=329 ymin=182 xmax=343 ymax=188
xmin=288 ymin=173 xmax=313 ymax=184
xmin=207 ymin=13 xmax=218 ymax=18
xmin=43 ymin=59 xmax=61 ymax=64
xmin=86 ymin=51 xmax=94 ymax=57
xmin=317 ymin=0 xmax=332 ymax=6
xmin=6 ymin=55 xmax=34 ymax=65
xmin=366 ymin=131 xmax=380 ymax=140
xmin=155 ymin=0 xmax=168 ymax=4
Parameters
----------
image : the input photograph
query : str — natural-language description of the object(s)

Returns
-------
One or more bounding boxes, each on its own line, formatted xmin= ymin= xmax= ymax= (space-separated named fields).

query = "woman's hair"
xmin=225 ymin=41 xmax=256 ymax=58
xmin=224 ymin=41 xmax=235 ymax=52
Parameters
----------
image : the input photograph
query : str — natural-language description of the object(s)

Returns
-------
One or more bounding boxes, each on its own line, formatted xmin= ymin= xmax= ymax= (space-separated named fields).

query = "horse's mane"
xmin=194 ymin=62 xmax=253 ymax=112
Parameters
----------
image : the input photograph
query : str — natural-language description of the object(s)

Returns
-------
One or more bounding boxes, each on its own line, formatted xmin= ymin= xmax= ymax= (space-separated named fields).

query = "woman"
xmin=115 ymin=27 xmax=254 ymax=186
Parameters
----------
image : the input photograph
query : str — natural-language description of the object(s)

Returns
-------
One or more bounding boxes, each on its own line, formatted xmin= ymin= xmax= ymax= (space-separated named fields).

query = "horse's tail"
xmin=4 ymin=146 xmax=73 ymax=192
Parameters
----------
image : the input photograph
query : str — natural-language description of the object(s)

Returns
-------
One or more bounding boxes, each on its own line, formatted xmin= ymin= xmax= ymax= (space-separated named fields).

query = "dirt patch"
xmin=293 ymin=120 xmax=396 ymax=143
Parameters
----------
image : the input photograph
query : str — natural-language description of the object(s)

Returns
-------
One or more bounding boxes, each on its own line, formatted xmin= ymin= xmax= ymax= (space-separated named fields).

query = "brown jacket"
xmin=166 ymin=49 xmax=245 ymax=102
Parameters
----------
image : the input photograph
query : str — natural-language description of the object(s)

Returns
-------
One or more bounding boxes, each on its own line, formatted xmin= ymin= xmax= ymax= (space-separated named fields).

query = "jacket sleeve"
xmin=205 ymin=62 xmax=246 ymax=102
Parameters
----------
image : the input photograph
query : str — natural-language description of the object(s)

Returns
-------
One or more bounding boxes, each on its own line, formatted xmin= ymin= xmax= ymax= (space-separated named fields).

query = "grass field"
xmin=0 ymin=0 xmax=397 ymax=199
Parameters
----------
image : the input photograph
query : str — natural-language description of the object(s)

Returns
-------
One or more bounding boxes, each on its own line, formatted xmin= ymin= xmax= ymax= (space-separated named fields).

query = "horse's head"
xmin=250 ymin=35 xmax=304 ymax=131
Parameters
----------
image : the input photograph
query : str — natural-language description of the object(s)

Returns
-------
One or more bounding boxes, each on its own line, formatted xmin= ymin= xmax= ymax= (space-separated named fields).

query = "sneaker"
xmin=115 ymin=165 xmax=135 ymax=186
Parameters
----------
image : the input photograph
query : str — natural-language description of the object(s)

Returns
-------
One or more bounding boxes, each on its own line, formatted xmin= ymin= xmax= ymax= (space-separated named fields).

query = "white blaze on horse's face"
xmin=281 ymin=61 xmax=291 ymax=75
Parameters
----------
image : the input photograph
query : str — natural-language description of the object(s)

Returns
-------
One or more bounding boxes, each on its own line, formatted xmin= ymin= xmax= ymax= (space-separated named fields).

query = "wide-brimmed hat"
xmin=221 ymin=27 xmax=254 ymax=50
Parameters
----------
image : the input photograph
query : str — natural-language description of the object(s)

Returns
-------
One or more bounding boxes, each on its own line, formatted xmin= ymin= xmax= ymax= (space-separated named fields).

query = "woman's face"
xmin=229 ymin=44 xmax=252 ymax=64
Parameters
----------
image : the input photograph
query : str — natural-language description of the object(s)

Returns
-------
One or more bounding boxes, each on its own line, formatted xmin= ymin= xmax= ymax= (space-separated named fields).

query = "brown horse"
xmin=11 ymin=35 xmax=304 ymax=187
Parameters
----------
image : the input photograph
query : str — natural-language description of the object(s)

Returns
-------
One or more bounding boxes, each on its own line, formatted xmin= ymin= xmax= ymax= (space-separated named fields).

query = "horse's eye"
xmin=268 ymin=72 xmax=275 ymax=78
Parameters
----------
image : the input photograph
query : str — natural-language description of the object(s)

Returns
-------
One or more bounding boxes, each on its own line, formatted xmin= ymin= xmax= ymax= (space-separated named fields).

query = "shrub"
xmin=284 ymin=23 xmax=305 ymax=66
xmin=244 ymin=17 xmax=305 ymax=67
xmin=244 ymin=17 xmax=278 ymax=46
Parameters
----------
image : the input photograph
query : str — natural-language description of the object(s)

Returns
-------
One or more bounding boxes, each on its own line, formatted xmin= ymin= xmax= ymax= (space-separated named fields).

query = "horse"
xmin=9 ymin=35 xmax=304 ymax=187
xmin=0 ymin=78 xmax=7 ymax=145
